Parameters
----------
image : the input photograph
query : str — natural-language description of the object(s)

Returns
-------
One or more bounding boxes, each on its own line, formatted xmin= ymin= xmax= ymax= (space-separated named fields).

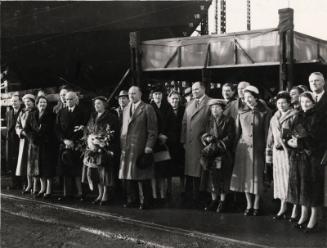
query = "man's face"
xmin=289 ymin=89 xmax=300 ymax=104
xmin=192 ymin=82 xmax=205 ymax=99
xmin=128 ymin=86 xmax=141 ymax=103
xmin=65 ymin=93 xmax=76 ymax=108
xmin=222 ymin=86 xmax=234 ymax=101
xmin=309 ymin=74 xmax=325 ymax=94
xmin=60 ymin=89 xmax=68 ymax=104
xmin=118 ymin=96 xmax=129 ymax=108
xmin=237 ymin=82 xmax=249 ymax=99
xmin=11 ymin=96 xmax=21 ymax=109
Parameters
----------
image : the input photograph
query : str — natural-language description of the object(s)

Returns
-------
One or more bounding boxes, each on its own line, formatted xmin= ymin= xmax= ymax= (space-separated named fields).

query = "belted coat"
xmin=230 ymin=102 xmax=272 ymax=194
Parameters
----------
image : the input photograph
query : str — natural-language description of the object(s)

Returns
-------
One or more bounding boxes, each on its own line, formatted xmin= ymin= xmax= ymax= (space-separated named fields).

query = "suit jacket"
xmin=119 ymin=101 xmax=157 ymax=180
xmin=181 ymin=95 xmax=211 ymax=177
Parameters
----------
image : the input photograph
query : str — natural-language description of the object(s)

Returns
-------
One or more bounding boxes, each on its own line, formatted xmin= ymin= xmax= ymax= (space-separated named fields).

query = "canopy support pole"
xmin=129 ymin=31 xmax=142 ymax=88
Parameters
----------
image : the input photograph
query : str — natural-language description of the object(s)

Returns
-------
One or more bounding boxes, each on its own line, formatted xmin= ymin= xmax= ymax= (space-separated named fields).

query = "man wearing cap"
xmin=119 ymin=86 xmax=157 ymax=209
xmin=55 ymin=91 xmax=89 ymax=201
xmin=5 ymin=94 xmax=23 ymax=189
xmin=181 ymin=81 xmax=211 ymax=207
xmin=114 ymin=90 xmax=129 ymax=125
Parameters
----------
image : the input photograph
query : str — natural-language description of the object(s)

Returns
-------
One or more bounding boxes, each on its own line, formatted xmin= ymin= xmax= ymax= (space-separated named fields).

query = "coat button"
xmin=249 ymin=134 xmax=253 ymax=137
xmin=250 ymin=123 xmax=254 ymax=126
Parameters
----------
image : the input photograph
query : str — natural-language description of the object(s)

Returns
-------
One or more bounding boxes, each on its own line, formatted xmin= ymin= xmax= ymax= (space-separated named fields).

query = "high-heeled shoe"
xmin=273 ymin=213 xmax=287 ymax=221
xmin=43 ymin=193 xmax=52 ymax=199
xmin=92 ymin=198 xmax=101 ymax=205
xmin=304 ymin=224 xmax=319 ymax=234
xmin=294 ymin=221 xmax=308 ymax=230
xmin=244 ymin=208 xmax=253 ymax=216
xmin=216 ymin=201 xmax=226 ymax=213
xmin=36 ymin=192 xmax=45 ymax=198
xmin=204 ymin=200 xmax=219 ymax=211
xmin=99 ymin=200 xmax=109 ymax=206
xmin=22 ymin=188 xmax=32 ymax=195
xmin=288 ymin=217 xmax=298 ymax=223
xmin=252 ymin=208 xmax=261 ymax=216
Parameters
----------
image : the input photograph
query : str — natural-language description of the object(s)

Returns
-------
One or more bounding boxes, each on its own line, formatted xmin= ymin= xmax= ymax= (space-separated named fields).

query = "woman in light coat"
xmin=230 ymin=86 xmax=272 ymax=216
xmin=15 ymin=94 xmax=37 ymax=194
xmin=266 ymin=91 xmax=298 ymax=220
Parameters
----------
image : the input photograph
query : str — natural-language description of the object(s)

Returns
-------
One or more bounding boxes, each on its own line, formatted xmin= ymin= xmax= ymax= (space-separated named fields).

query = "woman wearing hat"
xmin=15 ymin=94 xmax=38 ymax=194
xmin=266 ymin=91 xmax=298 ymax=220
xmin=200 ymin=99 xmax=235 ymax=213
xmin=82 ymin=96 xmax=119 ymax=205
xmin=150 ymin=86 xmax=176 ymax=206
xmin=286 ymin=92 xmax=326 ymax=232
xmin=230 ymin=86 xmax=272 ymax=216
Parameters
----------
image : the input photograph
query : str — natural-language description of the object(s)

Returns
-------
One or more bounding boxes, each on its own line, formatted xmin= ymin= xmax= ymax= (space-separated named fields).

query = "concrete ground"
xmin=1 ymin=176 xmax=327 ymax=248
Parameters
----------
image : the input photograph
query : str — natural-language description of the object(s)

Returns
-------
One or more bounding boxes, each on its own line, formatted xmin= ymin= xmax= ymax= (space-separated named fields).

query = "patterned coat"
xmin=181 ymin=95 xmax=211 ymax=178
xmin=119 ymin=101 xmax=157 ymax=180
xmin=230 ymin=101 xmax=272 ymax=194
xmin=266 ymin=109 xmax=298 ymax=200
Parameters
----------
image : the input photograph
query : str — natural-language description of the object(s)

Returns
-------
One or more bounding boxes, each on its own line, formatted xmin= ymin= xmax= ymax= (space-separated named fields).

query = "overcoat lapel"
xmin=191 ymin=95 xmax=208 ymax=119
xmin=129 ymin=101 xmax=145 ymax=125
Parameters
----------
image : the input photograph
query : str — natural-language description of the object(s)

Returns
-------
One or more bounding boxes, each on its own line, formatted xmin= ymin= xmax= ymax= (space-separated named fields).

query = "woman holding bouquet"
xmin=286 ymin=92 xmax=326 ymax=232
xmin=200 ymin=99 xmax=235 ymax=213
xmin=82 ymin=96 xmax=119 ymax=205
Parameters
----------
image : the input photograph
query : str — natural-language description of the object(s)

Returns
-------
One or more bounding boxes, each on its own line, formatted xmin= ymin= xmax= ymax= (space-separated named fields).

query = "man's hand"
xmin=144 ymin=147 xmax=153 ymax=154
xmin=158 ymin=134 xmax=168 ymax=144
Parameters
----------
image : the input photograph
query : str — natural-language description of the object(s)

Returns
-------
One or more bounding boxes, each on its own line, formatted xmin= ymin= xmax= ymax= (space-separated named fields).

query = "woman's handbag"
xmin=153 ymin=144 xmax=171 ymax=163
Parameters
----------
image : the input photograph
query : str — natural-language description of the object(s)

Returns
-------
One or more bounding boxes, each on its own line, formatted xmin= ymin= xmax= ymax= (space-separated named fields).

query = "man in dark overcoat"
xmin=55 ymin=91 xmax=89 ymax=200
xmin=5 ymin=94 xmax=23 ymax=189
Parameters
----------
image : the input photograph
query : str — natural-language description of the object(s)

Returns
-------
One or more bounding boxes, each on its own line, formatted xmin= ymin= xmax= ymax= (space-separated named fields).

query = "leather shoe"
xmin=244 ymin=208 xmax=253 ymax=216
xmin=304 ymin=224 xmax=318 ymax=234
xmin=216 ymin=201 xmax=226 ymax=213
xmin=204 ymin=200 xmax=219 ymax=211
xmin=252 ymin=209 xmax=261 ymax=216
xmin=273 ymin=213 xmax=287 ymax=220
xmin=92 ymin=198 xmax=101 ymax=205
xmin=289 ymin=217 xmax=298 ymax=223
xmin=294 ymin=222 xmax=307 ymax=230
xmin=123 ymin=201 xmax=137 ymax=208
xmin=43 ymin=193 xmax=52 ymax=199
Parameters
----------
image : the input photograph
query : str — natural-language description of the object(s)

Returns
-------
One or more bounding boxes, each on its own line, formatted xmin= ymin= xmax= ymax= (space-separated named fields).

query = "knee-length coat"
xmin=15 ymin=108 xmax=39 ymax=176
xmin=230 ymin=102 xmax=272 ymax=194
xmin=119 ymin=101 xmax=157 ymax=180
xmin=82 ymin=110 xmax=119 ymax=187
xmin=28 ymin=109 xmax=57 ymax=178
xmin=200 ymin=114 xmax=235 ymax=193
xmin=55 ymin=105 xmax=89 ymax=177
xmin=151 ymin=100 xmax=177 ymax=178
xmin=181 ymin=95 xmax=211 ymax=178
xmin=287 ymin=107 xmax=326 ymax=207
xmin=266 ymin=108 xmax=298 ymax=200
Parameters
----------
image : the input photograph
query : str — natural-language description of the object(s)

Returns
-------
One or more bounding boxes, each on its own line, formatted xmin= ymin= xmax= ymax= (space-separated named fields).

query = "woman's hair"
xmin=243 ymin=89 xmax=259 ymax=100
xmin=36 ymin=95 xmax=48 ymax=105
xmin=299 ymin=91 xmax=315 ymax=104
xmin=275 ymin=91 xmax=291 ymax=104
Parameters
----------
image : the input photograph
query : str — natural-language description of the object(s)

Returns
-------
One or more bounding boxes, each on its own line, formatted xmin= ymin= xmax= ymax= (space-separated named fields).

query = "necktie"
xmin=195 ymin=99 xmax=200 ymax=109
xmin=316 ymin=95 xmax=319 ymax=103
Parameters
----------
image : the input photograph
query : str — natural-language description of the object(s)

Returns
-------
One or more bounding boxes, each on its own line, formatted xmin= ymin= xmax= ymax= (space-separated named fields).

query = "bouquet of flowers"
xmin=83 ymin=124 xmax=115 ymax=168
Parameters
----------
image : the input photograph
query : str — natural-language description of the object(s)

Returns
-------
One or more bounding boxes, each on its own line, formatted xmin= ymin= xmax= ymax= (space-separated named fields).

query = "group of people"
xmin=4 ymin=72 xmax=327 ymax=233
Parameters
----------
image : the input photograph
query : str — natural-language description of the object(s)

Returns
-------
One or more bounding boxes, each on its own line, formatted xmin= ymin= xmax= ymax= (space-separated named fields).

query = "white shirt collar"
xmin=196 ymin=94 xmax=205 ymax=104
xmin=313 ymin=90 xmax=325 ymax=102
xmin=68 ymin=105 xmax=76 ymax=112
xmin=132 ymin=101 xmax=141 ymax=109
